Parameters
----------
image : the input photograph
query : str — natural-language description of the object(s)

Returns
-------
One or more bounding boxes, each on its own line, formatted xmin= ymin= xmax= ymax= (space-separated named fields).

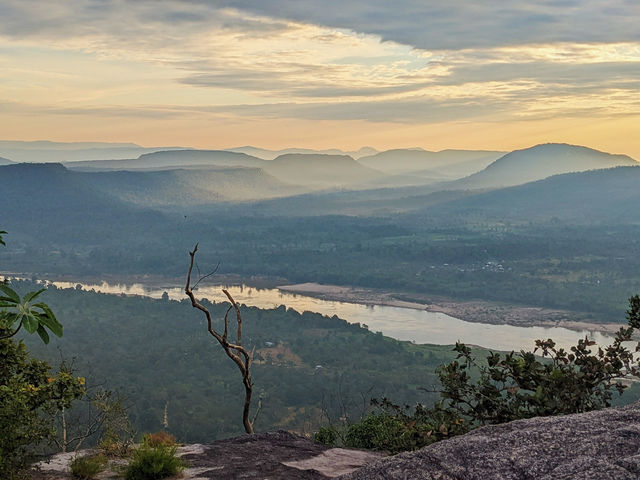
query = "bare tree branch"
xmin=185 ymin=245 xmax=257 ymax=434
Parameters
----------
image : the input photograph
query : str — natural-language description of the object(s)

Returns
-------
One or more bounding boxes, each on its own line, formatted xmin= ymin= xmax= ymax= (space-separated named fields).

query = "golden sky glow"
xmin=1 ymin=1 xmax=639 ymax=158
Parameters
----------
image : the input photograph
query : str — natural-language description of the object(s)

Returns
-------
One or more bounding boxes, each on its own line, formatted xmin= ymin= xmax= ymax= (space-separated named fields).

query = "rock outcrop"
xmin=32 ymin=430 xmax=384 ymax=479
xmin=339 ymin=402 xmax=640 ymax=479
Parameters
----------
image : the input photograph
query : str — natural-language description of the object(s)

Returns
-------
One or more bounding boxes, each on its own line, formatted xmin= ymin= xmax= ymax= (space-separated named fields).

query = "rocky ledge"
xmin=32 ymin=430 xmax=384 ymax=479
xmin=339 ymin=401 xmax=640 ymax=480
xmin=33 ymin=402 xmax=640 ymax=479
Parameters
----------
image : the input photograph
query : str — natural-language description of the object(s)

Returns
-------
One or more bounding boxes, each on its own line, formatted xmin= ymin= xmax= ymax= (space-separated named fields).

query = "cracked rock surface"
xmin=339 ymin=402 xmax=640 ymax=480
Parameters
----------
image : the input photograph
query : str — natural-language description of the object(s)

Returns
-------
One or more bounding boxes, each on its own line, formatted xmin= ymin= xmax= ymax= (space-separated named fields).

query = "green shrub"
xmin=318 ymin=296 xmax=640 ymax=455
xmin=314 ymin=425 xmax=340 ymax=446
xmin=124 ymin=442 xmax=184 ymax=480
xmin=439 ymin=295 xmax=640 ymax=426
xmin=69 ymin=454 xmax=107 ymax=479
xmin=144 ymin=432 xmax=177 ymax=447
xmin=0 ymin=339 xmax=85 ymax=479
xmin=341 ymin=401 xmax=467 ymax=454
xmin=344 ymin=412 xmax=404 ymax=451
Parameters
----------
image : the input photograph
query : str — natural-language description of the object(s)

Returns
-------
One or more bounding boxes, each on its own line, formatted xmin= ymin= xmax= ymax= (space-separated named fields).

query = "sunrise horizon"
xmin=1 ymin=1 xmax=638 ymax=159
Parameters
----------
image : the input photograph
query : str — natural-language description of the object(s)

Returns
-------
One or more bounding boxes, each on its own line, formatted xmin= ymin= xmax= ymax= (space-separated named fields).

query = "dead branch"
xmin=185 ymin=244 xmax=256 ymax=434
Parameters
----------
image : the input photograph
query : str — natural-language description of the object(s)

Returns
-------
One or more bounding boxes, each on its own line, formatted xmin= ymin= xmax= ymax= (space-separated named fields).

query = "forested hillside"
xmin=20 ymin=281 xmax=456 ymax=441
xmin=3 ymin=159 xmax=640 ymax=321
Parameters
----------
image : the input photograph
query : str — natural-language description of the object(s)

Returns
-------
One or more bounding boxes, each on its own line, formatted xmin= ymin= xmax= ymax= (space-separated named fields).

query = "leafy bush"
xmin=124 ymin=441 xmax=184 ymax=480
xmin=317 ymin=296 xmax=640 ymax=454
xmin=96 ymin=392 xmax=135 ymax=457
xmin=0 ymin=338 xmax=85 ymax=478
xmin=341 ymin=400 xmax=467 ymax=453
xmin=343 ymin=412 xmax=404 ymax=451
xmin=69 ymin=454 xmax=107 ymax=479
xmin=314 ymin=425 xmax=340 ymax=446
xmin=315 ymin=400 xmax=467 ymax=454
xmin=0 ymin=228 xmax=83 ymax=478
xmin=144 ymin=432 xmax=177 ymax=447
xmin=439 ymin=295 xmax=640 ymax=426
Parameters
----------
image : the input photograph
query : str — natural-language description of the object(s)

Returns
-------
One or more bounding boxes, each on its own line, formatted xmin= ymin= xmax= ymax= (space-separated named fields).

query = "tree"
xmin=0 ymin=229 xmax=85 ymax=478
xmin=319 ymin=295 xmax=640 ymax=454
xmin=184 ymin=244 xmax=259 ymax=434
xmin=438 ymin=295 xmax=640 ymax=425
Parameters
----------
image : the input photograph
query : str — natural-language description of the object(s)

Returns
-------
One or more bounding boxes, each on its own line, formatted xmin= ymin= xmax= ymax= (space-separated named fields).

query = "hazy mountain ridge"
xmin=65 ymin=149 xmax=267 ymax=171
xmin=0 ymin=163 xmax=165 ymax=244
xmin=358 ymin=149 xmax=505 ymax=177
xmin=66 ymin=150 xmax=389 ymax=194
xmin=263 ymin=153 xmax=385 ymax=188
xmin=79 ymin=167 xmax=303 ymax=205
xmin=228 ymin=145 xmax=378 ymax=160
xmin=0 ymin=156 xmax=14 ymax=165
xmin=417 ymin=165 xmax=640 ymax=223
xmin=452 ymin=143 xmax=638 ymax=189
xmin=0 ymin=162 xmax=301 ymax=214
xmin=0 ymin=140 xmax=187 ymax=163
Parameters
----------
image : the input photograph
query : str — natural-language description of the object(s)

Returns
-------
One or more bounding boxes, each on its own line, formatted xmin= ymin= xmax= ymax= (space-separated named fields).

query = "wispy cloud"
xmin=0 ymin=0 xmax=638 ymax=155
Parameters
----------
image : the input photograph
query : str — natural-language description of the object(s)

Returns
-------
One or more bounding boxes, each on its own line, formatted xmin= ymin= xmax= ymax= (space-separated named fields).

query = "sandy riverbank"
xmin=278 ymin=282 xmax=622 ymax=334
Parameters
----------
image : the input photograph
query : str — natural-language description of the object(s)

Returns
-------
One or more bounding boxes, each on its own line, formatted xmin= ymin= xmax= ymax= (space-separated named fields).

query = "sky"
xmin=1 ymin=0 xmax=639 ymax=158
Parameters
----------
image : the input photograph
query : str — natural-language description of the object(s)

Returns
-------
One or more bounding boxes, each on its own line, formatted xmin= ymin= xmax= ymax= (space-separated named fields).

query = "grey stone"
xmin=31 ymin=430 xmax=384 ymax=479
xmin=340 ymin=402 xmax=640 ymax=480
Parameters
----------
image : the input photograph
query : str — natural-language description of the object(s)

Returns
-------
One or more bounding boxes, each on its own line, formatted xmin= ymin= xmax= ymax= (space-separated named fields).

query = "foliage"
xmin=23 ymin=281 xmax=455 ymax=441
xmin=314 ymin=425 xmax=340 ymax=446
xmin=321 ymin=296 xmax=640 ymax=454
xmin=96 ymin=391 xmax=135 ymax=456
xmin=438 ymin=295 xmax=640 ymax=426
xmin=315 ymin=400 xmax=467 ymax=454
xmin=53 ymin=357 xmax=113 ymax=453
xmin=124 ymin=440 xmax=184 ymax=480
xmin=69 ymin=454 xmax=107 ymax=479
xmin=0 ymin=284 xmax=64 ymax=344
xmin=6 ymin=182 xmax=640 ymax=323
xmin=144 ymin=432 xmax=177 ymax=447
xmin=0 ymin=229 xmax=84 ymax=479
xmin=0 ymin=338 xmax=85 ymax=478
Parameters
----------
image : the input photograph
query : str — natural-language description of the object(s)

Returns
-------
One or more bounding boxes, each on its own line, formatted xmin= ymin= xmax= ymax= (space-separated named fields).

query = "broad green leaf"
xmin=36 ymin=325 xmax=50 ymax=344
xmin=34 ymin=302 xmax=59 ymax=324
xmin=23 ymin=288 xmax=46 ymax=303
xmin=0 ymin=284 xmax=20 ymax=303
xmin=38 ymin=314 xmax=63 ymax=337
xmin=22 ymin=314 xmax=38 ymax=334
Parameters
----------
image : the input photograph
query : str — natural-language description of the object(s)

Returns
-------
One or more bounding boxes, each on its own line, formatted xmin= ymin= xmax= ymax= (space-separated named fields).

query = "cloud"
xmin=199 ymin=0 xmax=640 ymax=50
xmin=0 ymin=0 xmax=638 ymax=130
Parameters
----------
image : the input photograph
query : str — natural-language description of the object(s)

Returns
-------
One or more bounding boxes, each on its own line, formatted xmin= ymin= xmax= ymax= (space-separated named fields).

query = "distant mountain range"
xmin=358 ymin=149 xmax=505 ymax=178
xmin=419 ymin=165 xmax=640 ymax=224
xmin=263 ymin=154 xmax=384 ymax=188
xmin=67 ymin=150 xmax=266 ymax=171
xmin=66 ymin=150 xmax=388 ymax=190
xmin=451 ymin=143 xmax=638 ymax=189
xmin=78 ymin=167 xmax=301 ymax=205
xmin=0 ymin=140 xmax=186 ymax=163
xmin=227 ymin=146 xmax=378 ymax=160
xmin=2 ymin=142 xmax=638 ymax=222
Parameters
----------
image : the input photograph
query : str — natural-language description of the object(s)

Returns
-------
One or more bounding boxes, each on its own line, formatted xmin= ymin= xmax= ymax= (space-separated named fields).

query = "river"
xmin=47 ymin=279 xmax=615 ymax=352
